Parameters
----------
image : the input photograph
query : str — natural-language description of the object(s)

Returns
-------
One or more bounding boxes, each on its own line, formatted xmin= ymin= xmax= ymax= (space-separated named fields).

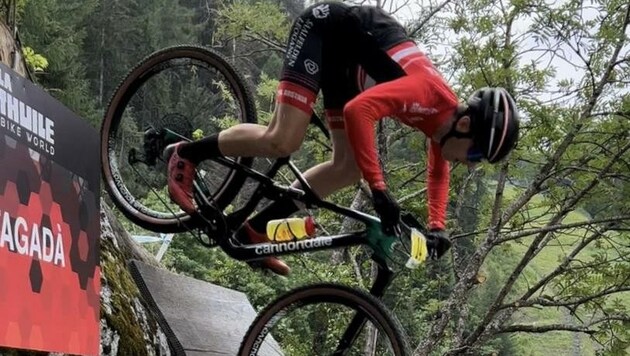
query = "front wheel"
xmin=239 ymin=283 xmax=411 ymax=356
xmin=101 ymin=45 xmax=256 ymax=232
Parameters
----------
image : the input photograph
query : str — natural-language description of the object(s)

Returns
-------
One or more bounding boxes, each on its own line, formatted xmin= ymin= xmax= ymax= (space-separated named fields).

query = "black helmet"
xmin=467 ymin=87 xmax=520 ymax=163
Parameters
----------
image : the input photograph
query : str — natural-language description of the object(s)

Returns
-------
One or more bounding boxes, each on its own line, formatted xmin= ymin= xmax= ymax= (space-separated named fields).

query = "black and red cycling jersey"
xmin=276 ymin=2 xmax=458 ymax=230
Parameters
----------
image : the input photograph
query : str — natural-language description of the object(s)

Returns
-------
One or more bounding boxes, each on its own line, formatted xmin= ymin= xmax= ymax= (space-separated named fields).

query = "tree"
xmin=19 ymin=0 xmax=101 ymax=127
xmin=82 ymin=0 xmax=197 ymax=107
xmin=409 ymin=0 xmax=630 ymax=354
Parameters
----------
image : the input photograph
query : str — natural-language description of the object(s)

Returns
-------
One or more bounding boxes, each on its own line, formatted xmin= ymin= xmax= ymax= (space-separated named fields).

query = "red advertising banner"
xmin=0 ymin=63 xmax=100 ymax=355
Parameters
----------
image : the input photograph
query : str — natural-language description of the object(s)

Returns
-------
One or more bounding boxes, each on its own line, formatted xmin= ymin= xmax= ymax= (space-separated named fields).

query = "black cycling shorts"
xmin=276 ymin=2 xmax=411 ymax=121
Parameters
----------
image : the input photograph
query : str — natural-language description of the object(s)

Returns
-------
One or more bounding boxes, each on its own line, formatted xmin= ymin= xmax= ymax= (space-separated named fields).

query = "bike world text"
xmin=0 ymin=68 xmax=56 ymax=155
xmin=0 ymin=210 xmax=66 ymax=267
xmin=254 ymin=236 xmax=333 ymax=255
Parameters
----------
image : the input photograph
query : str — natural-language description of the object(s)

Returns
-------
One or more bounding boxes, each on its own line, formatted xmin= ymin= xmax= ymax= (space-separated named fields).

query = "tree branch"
xmin=415 ymin=1 xmax=630 ymax=354
xmin=465 ymin=140 xmax=630 ymax=346
xmin=496 ymin=215 xmax=630 ymax=244
xmin=408 ymin=0 xmax=452 ymax=38
xmin=505 ymin=286 xmax=630 ymax=310
xmin=496 ymin=323 xmax=596 ymax=335
xmin=495 ymin=313 xmax=630 ymax=335
xmin=397 ymin=188 xmax=427 ymax=204
xmin=452 ymin=169 xmax=481 ymax=280
xmin=332 ymin=187 xmax=370 ymax=264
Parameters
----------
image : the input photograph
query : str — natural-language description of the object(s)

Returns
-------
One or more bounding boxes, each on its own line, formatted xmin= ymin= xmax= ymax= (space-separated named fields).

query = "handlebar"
xmin=366 ymin=211 xmax=451 ymax=266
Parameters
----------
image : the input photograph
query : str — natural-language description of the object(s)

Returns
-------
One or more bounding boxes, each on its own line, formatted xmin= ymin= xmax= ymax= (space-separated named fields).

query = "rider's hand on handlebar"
xmin=371 ymin=188 xmax=402 ymax=236
xmin=425 ymin=229 xmax=452 ymax=260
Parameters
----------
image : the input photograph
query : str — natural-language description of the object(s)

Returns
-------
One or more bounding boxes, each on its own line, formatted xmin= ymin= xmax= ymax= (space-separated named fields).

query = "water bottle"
xmin=266 ymin=216 xmax=316 ymax=242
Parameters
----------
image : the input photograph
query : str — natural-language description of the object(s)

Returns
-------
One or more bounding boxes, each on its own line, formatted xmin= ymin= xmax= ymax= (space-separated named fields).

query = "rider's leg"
xmin=289 ymin=112 xmax=362 ymax=197
xmin=168 ymin=90 xmax=315 ymax=215
xmin=246 ymin=42 xmax=363 ymax=232
xmin=168 ymin=1 xmax=353 ymax=275
xmin=179 ymin=102 xmax=311 ymax=162
xmin=220 ymin=103 xmax=313 ymax=276
xmin=248 ymin=110 xmax=362 ymax=232
xmin=166 ymin=99 xmax=315 ymax=275
xmin=214 ymin=104 xmax=310 ymax=276
xmin=171 ymin=0 xmax=333 ymax=213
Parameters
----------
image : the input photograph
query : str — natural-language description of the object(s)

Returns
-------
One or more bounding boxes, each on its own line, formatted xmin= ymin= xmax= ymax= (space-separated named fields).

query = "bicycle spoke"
xmin=240 ymin=284 xmax=410 ymax=356
xmin=127 ymin=160 xmax=192 ymax=229
xmin=102 ymin=47 xmax=256 ymax=231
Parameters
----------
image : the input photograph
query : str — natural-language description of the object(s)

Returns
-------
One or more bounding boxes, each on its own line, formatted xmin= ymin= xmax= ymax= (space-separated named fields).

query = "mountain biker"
xmin=165 ymin=2 xmax=520 ymax=275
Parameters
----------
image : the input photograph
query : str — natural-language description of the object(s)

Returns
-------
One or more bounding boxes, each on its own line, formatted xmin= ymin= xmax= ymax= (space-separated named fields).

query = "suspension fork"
xmin=333 ymin=256 xmax=394 ymax=355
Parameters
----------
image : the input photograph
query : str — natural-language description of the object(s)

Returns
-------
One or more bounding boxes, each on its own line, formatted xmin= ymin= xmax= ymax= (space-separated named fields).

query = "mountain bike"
xmin=101 ymin=45 xmax=435 ymax=355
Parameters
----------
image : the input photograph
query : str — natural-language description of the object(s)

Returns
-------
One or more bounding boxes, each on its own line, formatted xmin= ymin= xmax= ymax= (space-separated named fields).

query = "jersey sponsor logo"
xmin=408 ymin=102 xmax=438 ymax=115
xmin=278 ymin=88 xmax=308 ymax=104
xmin=286 ymin=18 xmax=314 ymax=67
xmin=304 ymin=59 xmax=319 ymax=75
xmin=312 ymin=4 xmax=330 ymax=18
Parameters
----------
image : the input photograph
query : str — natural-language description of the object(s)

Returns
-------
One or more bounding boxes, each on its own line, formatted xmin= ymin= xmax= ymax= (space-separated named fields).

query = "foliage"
xmin=15 ymin=0 xmax=630 ymax=354
xmin=19 ymin=0 xmax=101 ymax=126
xmin=21 ymin=46 xmax=48 ymax=72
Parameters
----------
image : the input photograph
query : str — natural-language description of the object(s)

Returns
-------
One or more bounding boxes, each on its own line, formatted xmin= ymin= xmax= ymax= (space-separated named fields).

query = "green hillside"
xmin=496 ymin=186 xmax=629 ymax=355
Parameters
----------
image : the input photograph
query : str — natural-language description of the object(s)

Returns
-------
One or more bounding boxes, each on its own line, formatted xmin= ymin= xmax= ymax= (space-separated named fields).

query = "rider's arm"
xmin=427 ymin=141 xmax=449 ymax=230
xmin=343 ymin=96 xmax=388 ymax=190
xmin=343 ymin=74 xmax=456 ymax=190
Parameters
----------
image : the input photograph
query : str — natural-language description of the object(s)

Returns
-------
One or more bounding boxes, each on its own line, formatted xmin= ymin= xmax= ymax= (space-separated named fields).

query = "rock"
xmin=99 ymin=201 xmax=171 ymax=356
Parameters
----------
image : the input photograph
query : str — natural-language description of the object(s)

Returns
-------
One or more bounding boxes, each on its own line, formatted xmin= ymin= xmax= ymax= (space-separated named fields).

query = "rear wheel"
xmin=101 ymin=45 xmax=256 ymax=232
xmin=239 ymin=283 xmax=411 ymax=356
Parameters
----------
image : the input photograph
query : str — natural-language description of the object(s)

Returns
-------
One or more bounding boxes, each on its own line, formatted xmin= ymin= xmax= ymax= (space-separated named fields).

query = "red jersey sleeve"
xmin=342 ymin=90 xmax=390 ymax=190
xmin=343 ymin=73 xmax=457 ymax=190
xmin=427 ymin=140 xmax=449 ymax=230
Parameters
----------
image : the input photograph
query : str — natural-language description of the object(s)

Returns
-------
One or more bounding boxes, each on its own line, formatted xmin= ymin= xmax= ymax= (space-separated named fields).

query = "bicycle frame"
xmin=191 ymin=153 xmax=403 ymax=354
xmin=194 ymin=154 xmax=400 ymax=262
